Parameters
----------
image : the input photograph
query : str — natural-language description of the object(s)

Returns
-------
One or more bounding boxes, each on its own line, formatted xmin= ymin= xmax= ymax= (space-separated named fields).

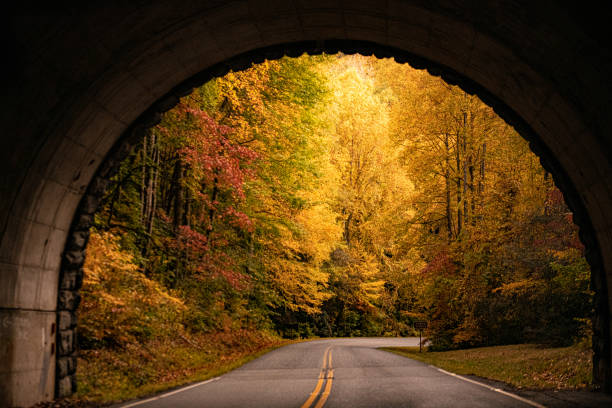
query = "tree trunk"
xmin=173 ymin=159 xmax=184 ymax=230
xmin=140 ymin=134 xmax=147 ymax=224
xmin=148 ymin=138 xmax=159 ymax=236
xmin=206 ymin=176 xmax=219 ymax=242
xmin=444 ymin=133 xmax=453 ymax=240
xmin=144 ymin=133 xmax=154 ymax=233
xmin=468 ymin=111 xmax=475 ymax=226
xmin=479 ymin=141 xmax=486 ymax=213
xmin=455 ymin=130 xmax=462 ymax=235
xmin=462 ymin=110 xmax=468 ymax=227
xmin=184 ymin=187 xmax=191 ymax=227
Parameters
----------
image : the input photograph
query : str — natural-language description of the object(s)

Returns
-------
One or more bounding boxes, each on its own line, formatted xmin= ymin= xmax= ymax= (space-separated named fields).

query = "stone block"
xmin=49 ymin=139 xmax=89 ymax=187
xmin=73 ymin=213 xmax=94 ymax=231
xmin=0 ymin=215 xmax=27 ymax=265
xmin=57 ymin=375 xmax=73 ymax=398
xmin=66 ymin=230 xmax=90 ymax=251
xmin=68 ymin=152 xmax=102 ymax=193
xmin=58 ymin=311 xmax=73 ymax=330
xmin=60 ymin=267 xmax=83 ymax=291
xmin=57 ymin=357 xmax=69 ymax=378
xmin=0 ymin=262 xmax=18 ymax=308
xmin=32 ymin=180 xmax=67 ymax=226
xmin=87 ymin=176 xmax=110 ymax=198
xmin=93 ymin=124 xmax=125 ymax=159
xmin=58 ymin=329 xmax=74 ymax=355
xmin=93 ymin=68 xmax=154 ymax=126
xmin=79 ymin=193 xmax=101 ymax=215
xmin=63 ymin=249 xmax=85 ymax=269
xmin=44 ymin=228 xmax=68 ymax=270
xmin=22 ymin=221 xmax=52 ymax=268
xmin=58 ymin=291 xmax=81 ymax=311
xmin=38 ymin=267 xmax=60 ymax=311
xmin=19 ymin=267 xmax=55 ymax=312
xmin=57 ymin=355 xmax=76 ymax=379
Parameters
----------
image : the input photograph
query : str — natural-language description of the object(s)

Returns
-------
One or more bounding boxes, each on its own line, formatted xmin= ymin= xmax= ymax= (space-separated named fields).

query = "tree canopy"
xmin=82 ymin=54 xmax=591 ymax=351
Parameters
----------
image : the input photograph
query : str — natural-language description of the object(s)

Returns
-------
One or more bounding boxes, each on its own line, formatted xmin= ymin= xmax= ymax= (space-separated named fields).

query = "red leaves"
xmin=176 ymin=225 xmax=208 ymax=253
xmin=173 ymin=225 xmax=248 ymax=289
xmin=223 ymin=206 xmax=254 ymax=232
xmin=157 ymin=103 xmax=257 ymax=289
xmin=536 ymin=187 xmax=584 ymax=252
xmin=177 ymin=105 xmax=257 ymax=202
xmin=421 ymin=249 xmax=456 ymax=276
xmin=545 ymin=187 xmax=566 ymax=213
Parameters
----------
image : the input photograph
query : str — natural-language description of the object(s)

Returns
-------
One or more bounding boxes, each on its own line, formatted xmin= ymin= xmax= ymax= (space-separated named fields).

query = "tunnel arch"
xmin=2 ymin=3 xmax=612 ymax=406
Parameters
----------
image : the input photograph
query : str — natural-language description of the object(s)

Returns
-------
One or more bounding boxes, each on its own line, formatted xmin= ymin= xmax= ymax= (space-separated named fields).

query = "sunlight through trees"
xmin=81 ymin=54 xmax=591 ymax=363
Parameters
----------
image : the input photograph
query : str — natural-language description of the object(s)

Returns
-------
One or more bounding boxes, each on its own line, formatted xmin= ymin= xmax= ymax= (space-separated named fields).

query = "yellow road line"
xmin=300 ymin=370 xmax=326 ymax=408
xmin=313 ymin=369 xmax=334 ymax=408
xmin=301 ymin=347 xmax=334 ymax=408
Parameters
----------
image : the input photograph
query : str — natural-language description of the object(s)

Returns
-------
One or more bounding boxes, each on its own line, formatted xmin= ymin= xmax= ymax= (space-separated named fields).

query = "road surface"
xmin=115 ymin=337 xmax=545 ymax=408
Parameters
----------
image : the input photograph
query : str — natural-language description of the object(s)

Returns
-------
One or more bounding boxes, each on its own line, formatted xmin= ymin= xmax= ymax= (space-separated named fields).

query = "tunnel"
xmin=1 ymin=2 xmax=612 ymax=406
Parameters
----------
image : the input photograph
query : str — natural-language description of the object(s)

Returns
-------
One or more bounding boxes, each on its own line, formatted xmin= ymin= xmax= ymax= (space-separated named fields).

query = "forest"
xmin=78 ymin=55 xmax=592 ymax=394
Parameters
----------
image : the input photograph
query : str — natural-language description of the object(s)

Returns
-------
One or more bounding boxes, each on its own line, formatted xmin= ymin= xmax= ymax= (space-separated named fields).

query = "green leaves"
xmin=87 ymin=53 xmax=590 ymax=348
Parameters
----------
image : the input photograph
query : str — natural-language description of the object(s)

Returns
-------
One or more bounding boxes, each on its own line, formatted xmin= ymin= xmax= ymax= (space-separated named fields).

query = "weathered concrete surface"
xmin=1 ymin=1 xmax=612 ymax=406
xmin=0 ymin=310 xmax=55 ymax=407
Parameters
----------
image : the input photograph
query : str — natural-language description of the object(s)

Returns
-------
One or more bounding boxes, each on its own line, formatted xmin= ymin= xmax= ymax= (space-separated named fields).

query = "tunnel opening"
xmin=57 ymin=44 xmax=609 ymax=402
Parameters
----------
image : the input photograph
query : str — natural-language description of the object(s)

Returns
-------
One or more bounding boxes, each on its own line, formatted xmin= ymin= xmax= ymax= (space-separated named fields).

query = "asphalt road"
xmin=114 ymin=337 xmax=549 ymax=408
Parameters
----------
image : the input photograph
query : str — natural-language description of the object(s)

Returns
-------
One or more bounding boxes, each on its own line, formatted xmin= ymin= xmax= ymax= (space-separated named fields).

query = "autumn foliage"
xmin=81 ymin=54 xmax=591 ymax=366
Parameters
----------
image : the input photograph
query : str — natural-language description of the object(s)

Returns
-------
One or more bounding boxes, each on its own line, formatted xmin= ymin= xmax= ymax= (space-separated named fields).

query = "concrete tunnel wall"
xmin=1 ymin=1 xmax=612 ymax=406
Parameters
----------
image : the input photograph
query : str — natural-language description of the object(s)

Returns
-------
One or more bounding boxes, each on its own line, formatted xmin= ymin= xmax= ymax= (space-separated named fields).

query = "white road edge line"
xmin=117 ymin=377 xmax=221 ymax=408
xmin=432 ymin=366 xmax=546 ymax=408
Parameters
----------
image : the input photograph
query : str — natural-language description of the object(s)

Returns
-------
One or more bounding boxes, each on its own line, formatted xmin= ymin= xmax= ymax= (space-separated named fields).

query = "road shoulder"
xmin=379 ymin=347 xmax=612 ymax=408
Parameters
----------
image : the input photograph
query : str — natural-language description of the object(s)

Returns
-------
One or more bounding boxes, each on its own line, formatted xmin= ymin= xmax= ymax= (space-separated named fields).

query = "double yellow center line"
xmin=301 ymin=347 xmax=334 ymax=408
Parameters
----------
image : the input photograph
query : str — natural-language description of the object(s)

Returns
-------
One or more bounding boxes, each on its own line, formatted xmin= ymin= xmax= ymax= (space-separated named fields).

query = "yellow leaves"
xmin=99 ymin=292 xmax=126 ymax=307
xmin=492 ymin=279 xmax=540 ymax=295
xmin=267 ymin=257 xmax=331 ymax=314
xmin=80 ymin=231 xmax=187 ymax=347
xmin=401 ymin=311 xmax=427 ymax=319
xmin=84 ymin=231 xmax=186 ymax=309
xmin=84 ymin=230 xmax=139 ymax=285
xmin=295 ymin=203 xmax=342 ymax=261
xmin=549 ymin=247 xmax=582 ymax=262
xmin=363 ymin=279 xmax=386 ymax=300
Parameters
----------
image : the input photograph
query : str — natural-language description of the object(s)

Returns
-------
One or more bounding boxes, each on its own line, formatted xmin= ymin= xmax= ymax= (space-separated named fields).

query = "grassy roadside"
xmin=71 ymin=332 xmax=305 ymax=406
xmin=380 ymin=341 xmax=593 ymax=390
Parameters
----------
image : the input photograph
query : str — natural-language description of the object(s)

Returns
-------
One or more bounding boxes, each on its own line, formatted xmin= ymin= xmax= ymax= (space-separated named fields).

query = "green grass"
xmin=72 ymin=331 xmax=303 ymax=405
xmin=380 ymin=341 xmax=593 ymax=390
